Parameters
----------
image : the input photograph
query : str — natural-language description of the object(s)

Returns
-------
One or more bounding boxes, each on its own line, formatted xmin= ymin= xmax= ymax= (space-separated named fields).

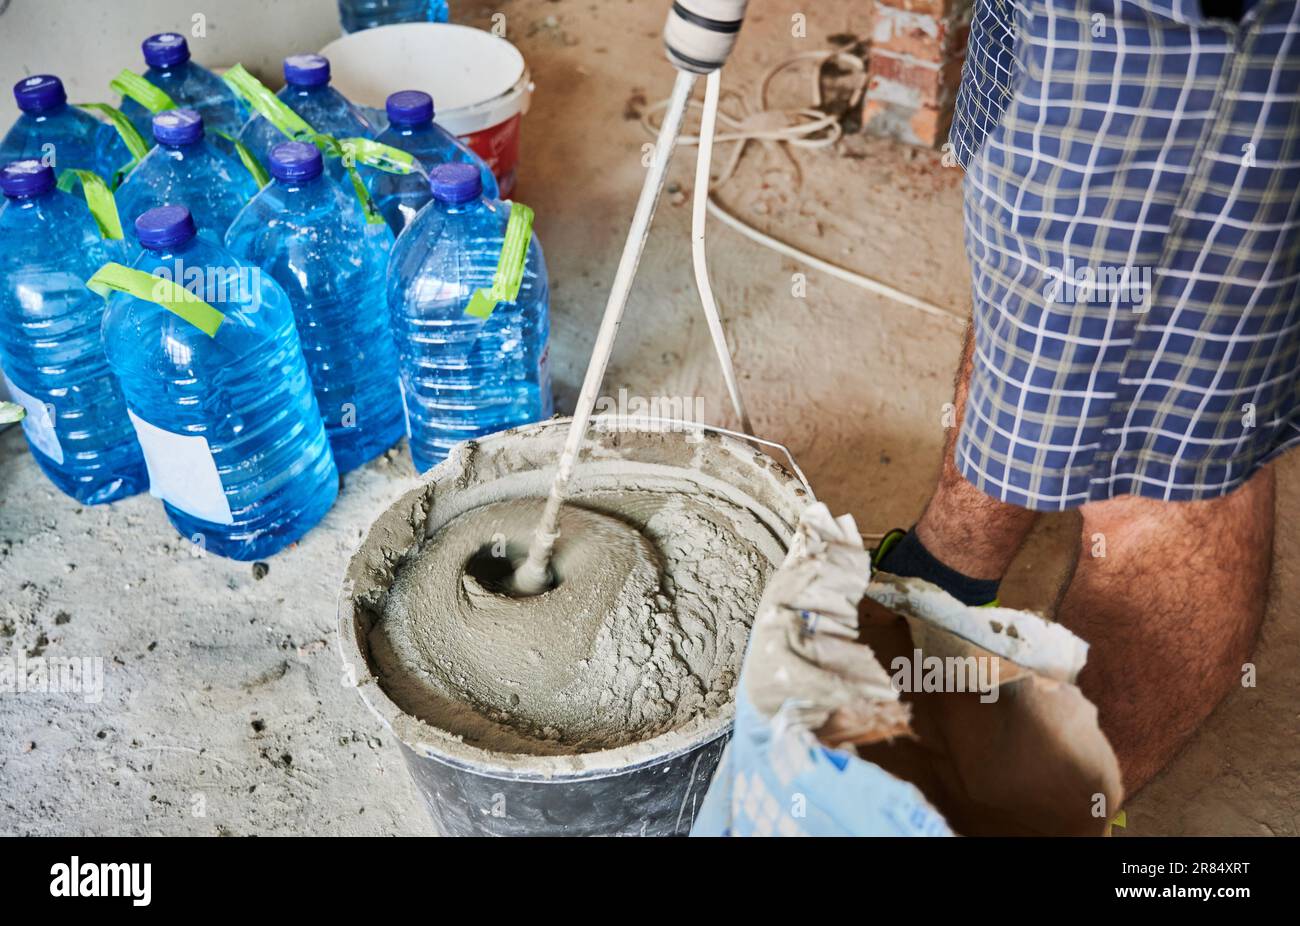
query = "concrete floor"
xmin=1 ymin=0 xmax=1297 ymax=836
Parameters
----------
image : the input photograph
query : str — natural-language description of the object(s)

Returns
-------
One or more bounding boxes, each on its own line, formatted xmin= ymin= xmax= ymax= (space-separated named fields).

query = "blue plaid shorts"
xmin=950 ymin=0 xmax=1300 ymax=510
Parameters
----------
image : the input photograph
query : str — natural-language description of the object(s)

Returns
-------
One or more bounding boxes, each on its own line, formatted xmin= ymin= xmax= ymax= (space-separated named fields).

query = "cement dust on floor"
xmin=2 ymin=0 xmax=1297 ymax=835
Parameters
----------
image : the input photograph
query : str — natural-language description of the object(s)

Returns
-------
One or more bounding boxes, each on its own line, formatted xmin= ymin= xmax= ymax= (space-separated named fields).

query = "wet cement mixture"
xmin=370 ymin=491 xmax=776 ymax=756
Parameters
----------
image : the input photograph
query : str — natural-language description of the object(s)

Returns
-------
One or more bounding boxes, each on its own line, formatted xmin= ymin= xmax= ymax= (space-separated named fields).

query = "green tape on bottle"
xmin=110 ymin=69 xmax=178 ymax=114
xmin=215 ymin=131 xmax=270 ymax=188
xmin=75 ymin=103 xmax=150 ymax=166
xmin=222 ymin=64 xmax=315 ymax=140
xmin=56 ymin=169 xmax=124 ymax=240
xmin=335 ymin=137 xmax=416 ymax=224
xmin=345 ymin=163 xmax=384 ymax=225
xmin=222 ymin=67 xmax=414 ymax=220
xmin=87 ymin=262 xmax=225 ymax=337
xmin=336 ymin=137 xmax=415 ymax=174
xmin=465 ymin=203 xmax=535 ymax=320
xmin=0 ymin=401 xmax=26 ymax=425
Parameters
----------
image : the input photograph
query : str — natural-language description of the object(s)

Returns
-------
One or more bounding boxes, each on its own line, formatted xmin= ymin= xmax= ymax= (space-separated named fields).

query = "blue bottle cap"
xmin=152 ymin=108 xmax=205 ymax=146
xmin=13 ymin=75 xmax=67 ymax=114
xmin=284 ymin=54 xmax=331 ymax=88
xmin=429 ymin=162 xmax=482 ymax=205
xmin=386 ymin=90 xmax=434 ymax=127
xmin=142 ymin=33 xmax=191 ymax=68
xmin=269 ymin=141 xmax=324 ymax=182
xmin=0 ymin=160 xmax=56 ymax=199
xmin=135 ymin=204 xmax=198 ymax=250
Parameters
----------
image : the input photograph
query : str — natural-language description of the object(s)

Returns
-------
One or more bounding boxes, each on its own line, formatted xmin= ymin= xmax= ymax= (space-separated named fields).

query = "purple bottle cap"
xmin=269 ymin=142 xmax=324 ymax=182
xmin=135 ymin=204 xmax=198 ymax=250
xmin=142 ymin=33 xmax=191 ymax=68
xmin=13 ymin=75 xmax=67 ymax=114
xmin=283 ymin=54 xmax=330 ymax=88
xmin=429 ymin=162 xmax=482 ymax=205
xmin=386 ymin=90 xmax=434 ymax=127
xmin=0 ymin=160 xmax=57 ymax=199
xmin=152 ymin=108 xmax=205 ymax=146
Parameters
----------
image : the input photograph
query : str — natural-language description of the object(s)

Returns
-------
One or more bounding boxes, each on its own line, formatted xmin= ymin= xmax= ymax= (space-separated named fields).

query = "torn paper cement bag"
xmin=691 ymin=503 xmax=951 ymax=836
xmin=692 ymin=503 xmax=1123 ymax=836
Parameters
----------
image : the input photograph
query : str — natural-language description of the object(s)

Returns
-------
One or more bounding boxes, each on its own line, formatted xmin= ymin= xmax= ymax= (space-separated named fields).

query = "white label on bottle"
xmin=398 ymin=376 xmax=412 ymax=438
xmin=127 ymin=409 xmax=233 ymax=526
xmin=3 ymin=373 xmax=63 ymax=464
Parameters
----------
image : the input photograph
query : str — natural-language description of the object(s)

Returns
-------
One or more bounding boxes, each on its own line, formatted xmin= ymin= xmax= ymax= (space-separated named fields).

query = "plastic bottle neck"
xmin=159 ymin=139 xmax=205 ymax=155
xmin=284 ymin=83 xmax=330 ymax=100
xmin=274 ymin=173 xmax=330 ymax=201
xmin=141 ymin=233 xmax=203 ymax=263
xmin=389 ymin=119 xmax=434 ymax=136
xmin=432 ymin=196 xmax=484 ymax=216
xmin=2 ymin=188 xmax=56 ymax=207
xmin=23 ymin=102 xmax=68 ymax=121
xmin=149 ymin=60 xmax=192 ymax=79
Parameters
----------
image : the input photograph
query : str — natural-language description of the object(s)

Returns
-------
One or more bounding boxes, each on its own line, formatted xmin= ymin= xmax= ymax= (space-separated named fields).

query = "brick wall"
xmin=861 ymin=0 xmax=973 ymax=148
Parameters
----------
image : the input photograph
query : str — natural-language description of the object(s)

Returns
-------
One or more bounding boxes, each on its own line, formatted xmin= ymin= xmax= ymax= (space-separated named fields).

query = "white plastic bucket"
xmin=321 ymin=23 xmax=532 ymax=197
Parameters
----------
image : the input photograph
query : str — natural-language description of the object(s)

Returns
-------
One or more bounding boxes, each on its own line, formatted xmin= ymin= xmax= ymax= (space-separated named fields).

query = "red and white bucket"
xmin=321 ymin=23 xmax=532 ymax=198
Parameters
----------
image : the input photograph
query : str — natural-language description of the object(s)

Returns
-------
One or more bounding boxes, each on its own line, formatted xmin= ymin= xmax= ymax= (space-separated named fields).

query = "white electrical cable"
xmin=692 ymin=68 xmax=753 ymax=432
xmin=646 ymin=49 xmax=966 ymax=328
xmin=643 ymin=49 xmax=856 ymax=187
xmin=705 ymin=197 xmax=963 ymax=324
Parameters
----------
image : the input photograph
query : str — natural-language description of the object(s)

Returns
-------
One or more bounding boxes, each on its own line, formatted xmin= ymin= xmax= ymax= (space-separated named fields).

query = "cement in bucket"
xmin=338 ymin=418 xmax=809 ymax=836
xmin=321 ymin=23 xmax=532 ymax=196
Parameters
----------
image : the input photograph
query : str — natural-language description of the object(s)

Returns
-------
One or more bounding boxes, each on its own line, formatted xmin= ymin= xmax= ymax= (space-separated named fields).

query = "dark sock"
xmin=876 ymin=528 xmax=1001 ymax=606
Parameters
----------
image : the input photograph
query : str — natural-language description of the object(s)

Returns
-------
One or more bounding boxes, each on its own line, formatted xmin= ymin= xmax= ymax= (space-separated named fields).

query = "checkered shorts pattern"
xmin=949 ymin=0 xmax=1300 ymax=509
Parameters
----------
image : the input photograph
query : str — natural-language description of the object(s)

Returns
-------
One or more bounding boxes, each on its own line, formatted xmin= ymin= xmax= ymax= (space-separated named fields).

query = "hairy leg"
xmin=913 ymin=325 xmax=1039 ymax=580
xmin=1059 ymin=466 xmax=1276 ymax=794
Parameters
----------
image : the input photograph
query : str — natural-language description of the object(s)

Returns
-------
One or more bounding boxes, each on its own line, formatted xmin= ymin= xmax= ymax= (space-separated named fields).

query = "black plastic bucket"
xmin=338 ymin=419 xmax=808 ymax=836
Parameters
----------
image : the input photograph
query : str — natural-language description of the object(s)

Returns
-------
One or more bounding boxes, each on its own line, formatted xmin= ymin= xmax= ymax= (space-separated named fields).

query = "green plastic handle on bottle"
xmin=110 ymin=69 xmax=178 ymax=114
xmin=335 ymin=136 xmax=414 ymax=174
xmin=222 ymin=66 xmax=415 ymax=222
xmin=87 ymin=262 xmax=225 ymax=337
xmin=212 ymin=131 xmax=271 ymax=189
xmin=465 ymin=203 xmax=536 ymax=320
xmin=222 ymin=64 xmax=315 ymax=140
xmin=74 ymin=102 xmax=150 ymax=186
xmin=56 ymin=169 xmax=124 ymax=240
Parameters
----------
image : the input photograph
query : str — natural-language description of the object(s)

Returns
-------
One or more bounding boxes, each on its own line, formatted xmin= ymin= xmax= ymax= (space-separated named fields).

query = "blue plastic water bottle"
xmin=225 ymin=142 xmax=404 ymax=473
xmin=0 ymin=161 xmax=147 ymax=504
xmin=0 ymin=76 xmax=131 ymax=180
xmin=118 ymin=33 xmax=247 ymax=141
xmin=237 ymin=55 xmax=372 ymax=174
xmin=100 ymin=205 xmax=338 ymax=560
xmin=368 ymin=90 xmax=499 ymax=235
xmin=115 ymin=109 xmax=260 ymax=235
xmin=388 ymin=162 xmax=552 ymax=472
xmin=337 ymin=0 xmax=449 ymax=33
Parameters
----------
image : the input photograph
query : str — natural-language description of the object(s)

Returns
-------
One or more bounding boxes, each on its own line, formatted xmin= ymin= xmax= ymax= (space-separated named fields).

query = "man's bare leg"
xmin=1058 ymin=467 xmax=1275 ymax=794
xmin=909 ymin=326 xmax=1039 ymax=582
xmin=903 ymin=328 xmax=1273 ymax=792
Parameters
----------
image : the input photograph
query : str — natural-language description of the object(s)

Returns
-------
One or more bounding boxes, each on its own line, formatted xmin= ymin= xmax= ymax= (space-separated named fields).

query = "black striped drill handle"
xmin=663 ymin=0 xmax=751 ymax=73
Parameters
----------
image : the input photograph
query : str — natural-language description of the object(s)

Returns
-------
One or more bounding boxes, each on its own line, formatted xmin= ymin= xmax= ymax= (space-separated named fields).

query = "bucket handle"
xmin=587 ymin=413 xmax=816 ymax=500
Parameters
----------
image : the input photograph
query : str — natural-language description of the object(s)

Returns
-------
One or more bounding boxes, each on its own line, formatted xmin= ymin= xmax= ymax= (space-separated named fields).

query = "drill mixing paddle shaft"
xmin=512 ymin=0 xmax=752 ymax=595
